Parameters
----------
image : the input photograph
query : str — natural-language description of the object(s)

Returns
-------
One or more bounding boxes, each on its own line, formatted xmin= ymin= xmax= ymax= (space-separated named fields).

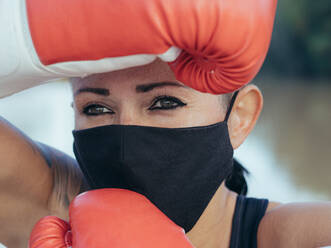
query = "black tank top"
xmin=229 ymin=195 xmax=269 ymax=248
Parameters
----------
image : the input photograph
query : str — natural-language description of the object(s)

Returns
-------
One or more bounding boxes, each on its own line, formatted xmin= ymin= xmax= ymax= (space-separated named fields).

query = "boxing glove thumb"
xmin=29 ymin=189 xmax=194 ymax=248
xmin=69 ymin=189 xmax=194 ymax=247
xmin=29 ymin=216 xmax=72 ymax=248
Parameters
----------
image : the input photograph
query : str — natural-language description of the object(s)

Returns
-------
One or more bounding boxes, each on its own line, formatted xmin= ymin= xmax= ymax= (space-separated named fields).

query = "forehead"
xmin=71 ymin=59 xmax=177 ymax=90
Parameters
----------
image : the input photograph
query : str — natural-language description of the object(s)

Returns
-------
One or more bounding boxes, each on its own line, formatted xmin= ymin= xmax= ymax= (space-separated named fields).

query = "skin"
xmin=72 ymin=59 xmax=331 ymax=247
xmin=0 ymin=117 xmax=72 ymax=247
xmin=0 ymin=59 xmax=331 ymax=247
xmin=70 ymin=59 xmax=270 ymax=248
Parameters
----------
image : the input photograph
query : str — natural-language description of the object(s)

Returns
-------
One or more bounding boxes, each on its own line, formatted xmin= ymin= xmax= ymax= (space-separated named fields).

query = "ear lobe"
xmin=227 ymin=85 xmax=263 ymax=149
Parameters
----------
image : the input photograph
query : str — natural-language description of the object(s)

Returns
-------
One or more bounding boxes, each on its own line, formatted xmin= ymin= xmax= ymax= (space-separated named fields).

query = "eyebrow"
xmin=74 ymin=82 xmax=188 ymax=97
xmin=74 ymin=87 xmax=110 ymax=97
xmin=135 ymin=82 xmax=187 ymax=93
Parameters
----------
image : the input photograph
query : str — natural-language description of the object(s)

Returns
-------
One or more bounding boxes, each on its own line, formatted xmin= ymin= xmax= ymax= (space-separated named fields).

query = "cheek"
xmin=191 ymin=106 xmax=224 ymax=126
xmin=149 ymin=103 xmax=224 ymax=128
xmin=74 ymin=111 xmax=110 ymax=130
xmin=143 ymin=109 xmax=193 ymax=128
xmin=74 ymin=112 xmax=87 ymax=130
xmin=184 ymin=98 xmax=225 ymax=127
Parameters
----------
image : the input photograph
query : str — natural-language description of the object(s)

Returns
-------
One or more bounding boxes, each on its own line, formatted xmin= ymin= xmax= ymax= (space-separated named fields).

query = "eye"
xmin=82 ymin=104 xmax=114 ymax=116
xmin=149 ymin=96 xmax=186 ymax=111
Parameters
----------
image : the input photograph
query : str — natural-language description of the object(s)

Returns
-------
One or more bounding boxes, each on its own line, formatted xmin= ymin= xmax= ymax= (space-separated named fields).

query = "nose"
xmin=115 ymin=107 xmax=143 ymax=126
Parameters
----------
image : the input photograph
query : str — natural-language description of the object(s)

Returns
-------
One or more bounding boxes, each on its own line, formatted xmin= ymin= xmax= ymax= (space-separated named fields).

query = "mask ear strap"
xmin=224 ymin=91 xmax=239 ymax=123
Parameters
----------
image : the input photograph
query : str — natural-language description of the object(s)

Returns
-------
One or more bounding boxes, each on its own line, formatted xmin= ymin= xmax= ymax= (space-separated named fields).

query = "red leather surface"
xmin=29 ymin=216 xmax=71 ymax=248
xmin=29 ymin=189 xmax=194 ymax=248
xmin=69 ymin=189 xmax=194 ymax=247
xmin=26 ymin=0 xmax=277 ymax=94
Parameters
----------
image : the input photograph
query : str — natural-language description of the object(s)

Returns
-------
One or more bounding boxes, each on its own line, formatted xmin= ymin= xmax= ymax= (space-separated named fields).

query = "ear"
xmin=227 ymin=85 xmax=263 ymax=149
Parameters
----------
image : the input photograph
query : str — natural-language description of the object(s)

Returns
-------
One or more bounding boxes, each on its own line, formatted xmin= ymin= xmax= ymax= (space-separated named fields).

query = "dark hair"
xmin=225 ymin=159 xmax=249 ymax=195
xmin=221 ymin=93 xmax=249 ymax=195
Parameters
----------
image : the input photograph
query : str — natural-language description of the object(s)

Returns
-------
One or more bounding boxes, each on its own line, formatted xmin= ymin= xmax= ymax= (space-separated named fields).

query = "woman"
xmin=0 ymin=59 xmax=248 ymax=247
xmin=2 ymin=0 xmax=331 ymax=246
xmin=69 ymin=59 xmax=331 ymax=247
xmin=2 ymin=59 xmax=331 ymax=247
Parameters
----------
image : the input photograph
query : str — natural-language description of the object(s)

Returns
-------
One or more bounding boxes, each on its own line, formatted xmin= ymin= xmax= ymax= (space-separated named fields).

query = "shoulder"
xmin=258 ymin=201 xmax=331 ymax=248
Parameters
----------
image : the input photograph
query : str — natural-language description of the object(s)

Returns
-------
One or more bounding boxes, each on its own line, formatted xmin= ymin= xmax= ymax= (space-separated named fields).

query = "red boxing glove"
xmin=29 ymin=217 xmax=72 ymax=248
xmin=29 ymin=189 xmax=194 ymax=248
xmin=0 ymin=0 xmax=277 ymax=97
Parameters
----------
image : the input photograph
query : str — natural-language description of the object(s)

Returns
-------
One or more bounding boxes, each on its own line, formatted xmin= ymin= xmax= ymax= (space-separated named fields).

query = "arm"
xmin=0 ymin=116 xmax=85 ymax=247
xmin=0 ymin=116 xmax=53 ymax=246
xmin=258 ymin=202 xmax=331 ymax=248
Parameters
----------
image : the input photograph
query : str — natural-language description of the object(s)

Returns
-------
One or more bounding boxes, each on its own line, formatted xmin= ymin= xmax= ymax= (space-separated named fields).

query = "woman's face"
xmin=71 ymin=60 xmax=227 ymax=130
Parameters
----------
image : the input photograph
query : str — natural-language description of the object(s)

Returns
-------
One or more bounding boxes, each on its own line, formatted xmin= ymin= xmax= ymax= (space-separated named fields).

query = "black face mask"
xmin=73 ymin=92 xmax=238 ymax=232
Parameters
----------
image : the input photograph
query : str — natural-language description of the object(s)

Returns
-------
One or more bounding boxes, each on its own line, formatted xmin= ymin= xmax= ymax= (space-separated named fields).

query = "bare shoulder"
xmin=258 ymin=201 xmax=331 ymax=248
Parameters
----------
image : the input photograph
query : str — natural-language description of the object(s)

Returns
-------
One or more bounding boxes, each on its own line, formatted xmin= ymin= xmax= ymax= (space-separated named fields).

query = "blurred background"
xmin=0 ymin=1 xmax=330 ymax=247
